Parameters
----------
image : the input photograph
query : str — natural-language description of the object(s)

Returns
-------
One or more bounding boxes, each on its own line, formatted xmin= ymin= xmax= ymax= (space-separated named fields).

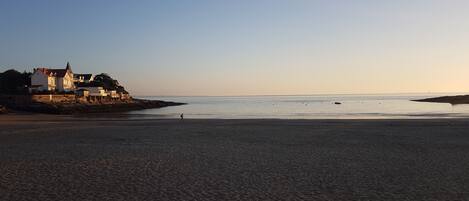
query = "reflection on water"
xmin=127 ymin=94 xmax=469 ymax=119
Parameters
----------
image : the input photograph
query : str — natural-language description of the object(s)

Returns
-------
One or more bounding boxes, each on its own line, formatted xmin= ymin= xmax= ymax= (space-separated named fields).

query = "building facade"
xmin=30 ymin=62 xmax=75 ymax=92
xmin=74 ymin=74 xmax=93 ymax=83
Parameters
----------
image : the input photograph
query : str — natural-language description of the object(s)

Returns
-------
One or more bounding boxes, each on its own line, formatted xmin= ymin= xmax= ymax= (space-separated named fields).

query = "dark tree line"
xmin=0 ymin=69 xmax=31 ymax=94
xmin=93 ymin=73 xmax=128 ymax=94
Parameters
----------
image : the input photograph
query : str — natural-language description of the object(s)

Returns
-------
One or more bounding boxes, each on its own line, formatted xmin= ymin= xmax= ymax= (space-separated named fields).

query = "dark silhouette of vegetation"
xmin=0 ymin=70 xmax=128 ymax=95
xmin=93 ymin=73 xmax=128 ymax=94
xmin=0 ymin=69 xmax=31 ymax=94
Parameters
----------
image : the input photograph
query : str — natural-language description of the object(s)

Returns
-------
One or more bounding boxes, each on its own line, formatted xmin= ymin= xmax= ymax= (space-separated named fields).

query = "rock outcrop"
xmin=413 ymin=95 xmax=469 ymax=105
xmin=4 ymin=98 xmax=185 ymax=114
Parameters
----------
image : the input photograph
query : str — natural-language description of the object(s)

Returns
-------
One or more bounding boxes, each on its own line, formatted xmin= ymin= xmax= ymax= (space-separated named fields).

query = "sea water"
xmin=128 ymin=93 xmax=469 ymax=119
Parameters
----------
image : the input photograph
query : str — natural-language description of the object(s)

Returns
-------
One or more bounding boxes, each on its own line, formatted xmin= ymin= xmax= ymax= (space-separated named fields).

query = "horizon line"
xmin=133 ymin=91 xmax=469 ymax=98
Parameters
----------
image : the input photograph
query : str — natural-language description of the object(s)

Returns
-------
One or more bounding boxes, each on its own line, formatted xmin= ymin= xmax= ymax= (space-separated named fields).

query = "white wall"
xmin=31 ymin=71 xmax=51 ymax=91
xmin=62 ymin=72 xmax=74 ymax=91
xmin=55 ymin=72 xmax=74 ymax=92
xmin=56 ymin=77 xmax=63 ymax=91
xmin=31 ymin=70 xmax=76 ymax=92
xmin=77 ymin=87 xmax=107 ymax=96
xmin=48 ymin=76 xmax=56 ymax=90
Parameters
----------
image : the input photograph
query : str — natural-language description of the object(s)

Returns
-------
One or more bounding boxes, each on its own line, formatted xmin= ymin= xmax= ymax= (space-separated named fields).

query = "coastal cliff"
xmin=413 ymin=95 xmax=469 ymax=105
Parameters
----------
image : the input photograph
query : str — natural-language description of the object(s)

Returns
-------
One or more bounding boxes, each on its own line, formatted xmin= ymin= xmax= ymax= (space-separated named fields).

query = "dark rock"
xmin=4 ymin=99 xmax=186 ymax=114
xmin=334 ymin=102 xmax=342 ymax=105
xmin=413 ymin=95 xmax=469 ymax=105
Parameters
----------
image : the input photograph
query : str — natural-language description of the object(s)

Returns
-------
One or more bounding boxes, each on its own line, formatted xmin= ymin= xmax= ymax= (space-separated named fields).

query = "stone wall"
xmin=0 ymin=94 xmax=77 ymax=105
xmin=31 ymin=94 xmax=76 ymax=103
xmin=0 ymin=94 xmax=132 ymax=107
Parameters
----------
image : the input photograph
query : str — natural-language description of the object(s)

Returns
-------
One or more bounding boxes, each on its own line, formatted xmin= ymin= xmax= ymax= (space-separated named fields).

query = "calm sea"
xmin=128 ymin=94 xmax=469 ymax=119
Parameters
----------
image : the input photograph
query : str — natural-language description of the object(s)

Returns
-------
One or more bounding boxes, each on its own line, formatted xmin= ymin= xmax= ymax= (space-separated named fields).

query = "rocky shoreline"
xmin=413 ymin=95 xmax=469 ymax=105
xmin=3 ymin=98 xmax=185 ymax=114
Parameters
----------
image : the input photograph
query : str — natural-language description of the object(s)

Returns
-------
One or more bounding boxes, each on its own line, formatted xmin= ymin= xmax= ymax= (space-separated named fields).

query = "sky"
xmin=1 ymin=0 xmax=469 ymax=96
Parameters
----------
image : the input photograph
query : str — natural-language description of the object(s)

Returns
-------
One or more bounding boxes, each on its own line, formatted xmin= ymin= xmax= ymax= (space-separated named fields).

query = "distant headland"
xmin=0 ymin=62 xmax=185 ymax=114
xmin=413 ymin=95 xmax=469 ymax=105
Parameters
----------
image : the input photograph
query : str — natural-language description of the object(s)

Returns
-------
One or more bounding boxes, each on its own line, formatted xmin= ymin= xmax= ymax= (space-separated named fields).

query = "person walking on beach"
xmin=180 ymin=113 xmax=184 ymax=120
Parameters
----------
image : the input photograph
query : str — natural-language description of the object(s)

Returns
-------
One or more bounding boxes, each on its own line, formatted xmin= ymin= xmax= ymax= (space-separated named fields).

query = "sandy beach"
xmin=1 ymin=114 xmax=469 ymax=200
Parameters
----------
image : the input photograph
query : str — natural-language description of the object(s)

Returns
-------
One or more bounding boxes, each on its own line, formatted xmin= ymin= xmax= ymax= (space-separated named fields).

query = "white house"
xmin=76 ymin=86 xmax=107 ymax=97
xmin=30 ymin=62 xmax=75 ymax=92
xmin=74 ymin=74 xmax=93 ymax=83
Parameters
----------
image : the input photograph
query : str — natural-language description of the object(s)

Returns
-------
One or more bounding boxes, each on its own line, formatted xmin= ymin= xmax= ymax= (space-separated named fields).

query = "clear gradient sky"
xmin=1 ymin=0 xmax=469 ymax=96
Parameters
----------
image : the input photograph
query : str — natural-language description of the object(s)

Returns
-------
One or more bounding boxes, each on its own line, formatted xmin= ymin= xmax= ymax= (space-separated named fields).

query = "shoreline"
xmin=3 ymin=112 xmax=469 ymax=122
xmin=0 ymin=98 xmax=186 ymax=114
xmin=4 ymin=111 xmax=469 ymax=121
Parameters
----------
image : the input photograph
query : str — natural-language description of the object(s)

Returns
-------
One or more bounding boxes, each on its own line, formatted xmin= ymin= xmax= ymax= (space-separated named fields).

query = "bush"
xmin=0 ymin=69 xmax=31 ymax=94
xmin=93 ymin=73 xmax=129 ymax=94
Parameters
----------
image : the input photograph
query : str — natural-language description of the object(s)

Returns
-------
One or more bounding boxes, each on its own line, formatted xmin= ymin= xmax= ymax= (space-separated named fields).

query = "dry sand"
xmin=1 ymin=114 xmax=469 ymax=200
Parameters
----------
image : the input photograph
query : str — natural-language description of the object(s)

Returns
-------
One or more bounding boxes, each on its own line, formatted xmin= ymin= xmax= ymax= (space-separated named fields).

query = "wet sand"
xmin=1 ymin=115 xmax=469 ymax=200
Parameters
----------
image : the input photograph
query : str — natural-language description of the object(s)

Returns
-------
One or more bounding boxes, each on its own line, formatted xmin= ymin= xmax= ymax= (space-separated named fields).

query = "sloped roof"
xmin=35 ymin=68 xmax=70 ymax=78
xmin=74 ymin=74 xmax=93 ymax=80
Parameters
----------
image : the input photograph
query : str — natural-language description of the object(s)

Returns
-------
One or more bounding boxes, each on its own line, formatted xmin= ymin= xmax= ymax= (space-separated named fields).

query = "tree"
xmin=0 ymin=69 xmax=31 ymax=94
xmin=93 ymin=73 xmax=128 ymax=94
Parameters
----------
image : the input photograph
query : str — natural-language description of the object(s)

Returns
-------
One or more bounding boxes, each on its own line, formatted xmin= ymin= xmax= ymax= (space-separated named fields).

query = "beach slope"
xmin=1 ymin=115 xmax=469 ymax=200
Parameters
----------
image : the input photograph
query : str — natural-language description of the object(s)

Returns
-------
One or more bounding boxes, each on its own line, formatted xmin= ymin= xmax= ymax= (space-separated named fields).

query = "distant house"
xmin=74 ymin=74 xmax=93 ymax=83
xmin=30 ymin=62 xmax=75 ymax=92
xmin=75 ymin=82 xmax=107 ymax=97
xmin=85 ymin=87 xmax=107 ymax=97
